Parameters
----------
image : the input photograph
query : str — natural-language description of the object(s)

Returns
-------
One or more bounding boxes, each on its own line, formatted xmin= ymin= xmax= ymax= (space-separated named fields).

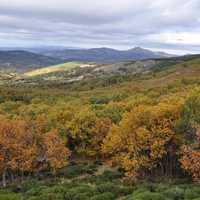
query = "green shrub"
xmin=130 ymin=187 xmax=149 ymax=196
xmin=162 ymin=187 xmax=185 ymax=200
xmin=90 ymin=192 xmax=115 ymax=200
xmin=25 ymin=186 xmax=48 ymax=197
xmin=58 ymin=165 xmax=85 ymax=178
xmin=20 ymin=179 xmax=42 ymax=192
xmin=63 ymin=185 xmax=97 ymax=200
xmin=100 ymin=170 xmax=122 ymax=180
xmin=58 ymin=164 xmax=97 ymax=178
xmin=129 ymin=191 xmax=169 ymax=200
xmin=184 ymin=187 xmax=200 ymax=199
xmin=96 ymin=183 xmax=119 ymax=194
xmin=37 ymin=193 xmax=64 ymax=200
xmin=119 ymin=186 xmax=134 ymax=196
xmin=0 ymin=193 xmax=22 ymax=200
xmin=64 ymin=191 xmax=90 ymax=200
xmin=42 ymin=185 xmax=67 ymax=194
xmin=27 ymin=197 xmax=40 ymax=200
xmin=154 ymin=183 xmax=171 ymax=193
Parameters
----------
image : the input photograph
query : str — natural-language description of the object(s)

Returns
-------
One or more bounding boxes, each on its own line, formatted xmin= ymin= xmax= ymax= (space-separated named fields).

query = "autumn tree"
xmin=43 ymin=129 xmax=71 ymax=173
xmin=0 ymin=116 xmax=70 ymax=186
xmin=179 ymin=92 xmax=200 ymax=181
xmin=85 ymin=117 xmax=112 ymax=159
xmin=102 ymin=99 xmax=183 ymax=179
xmin=64 ymin=107 xmax=97 ymax=154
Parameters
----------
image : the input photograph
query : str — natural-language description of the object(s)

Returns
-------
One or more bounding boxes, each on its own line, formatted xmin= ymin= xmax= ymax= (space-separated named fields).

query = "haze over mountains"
xmin=0 ymin=47 xmax=175 ymax=72
xmin=40 ymin=47 xmax=174 ymax=63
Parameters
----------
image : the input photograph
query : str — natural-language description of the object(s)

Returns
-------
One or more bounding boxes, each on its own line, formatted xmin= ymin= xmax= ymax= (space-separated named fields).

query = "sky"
xmin=0 ymin=0 xmax=200 ymax=54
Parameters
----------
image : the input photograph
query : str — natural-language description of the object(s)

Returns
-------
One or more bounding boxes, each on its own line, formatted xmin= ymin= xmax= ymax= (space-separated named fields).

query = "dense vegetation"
xmin=1 ymin=56 xmax=200 ymax=199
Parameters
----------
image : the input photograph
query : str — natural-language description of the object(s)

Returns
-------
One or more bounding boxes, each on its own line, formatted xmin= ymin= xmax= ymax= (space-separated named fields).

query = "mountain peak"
xmin=129 ymin=47 xmax=151 ymax=52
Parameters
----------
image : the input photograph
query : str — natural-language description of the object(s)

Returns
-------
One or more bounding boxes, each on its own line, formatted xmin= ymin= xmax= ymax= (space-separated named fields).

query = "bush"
xmin=0 ymin=193 xmax=22 ymax=200
xmin=96 ymin=183 xmax=119 ymax=194
xmin=127 ymin=191 xmax=169 ymax=200
xmin=58 ymin=165 xmax=84 ymax=178
xmin=42 ymin=185 xmax=67 ymax=194
xmin=25 ymin=186 xmax=48 ymax=197
xmin=37 ymin=193 xmax=63 ymax=200
xmin=162 ymin=187 xmax=185 ymax=200
xmin=68 ymin=185 xmax=96 ymax=195
xmin=90 ymin=192 xmax=115 ymax=200
xmin=63 ymin=185 xmax=97 ymax=200
xmin=20 ymin=179 xmax=42 ymax=192
xmin=100 ymin=170 xmax=122 ymax=180
xmin=119 ymin=186 xmax=134 ymax=196
xmin=64 ymin=191 xmax=89 ymax=200
xmin=130 ymin=186 xmax=149 ymax=196
xmin=58 ymin=164 xmax=97 ymax=178
xmin=184 ymin=187 xmax=200 ymax=199
xmin=154 ymin=183 xmax=171 ymax=193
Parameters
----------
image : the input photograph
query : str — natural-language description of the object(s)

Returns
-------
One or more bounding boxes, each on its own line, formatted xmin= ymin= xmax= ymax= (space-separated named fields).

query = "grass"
xmin=24 ymin=62 xmax=85 ymax=77
xmin=1 ymin=164 xmax=200 ymax=200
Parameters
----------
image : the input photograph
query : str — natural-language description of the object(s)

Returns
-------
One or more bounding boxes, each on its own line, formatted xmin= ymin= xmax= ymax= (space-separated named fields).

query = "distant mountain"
xmin=0 ymin=50 xmax=63 ymax=71
xmin=41 ymin=47 xmax=175 ymax=63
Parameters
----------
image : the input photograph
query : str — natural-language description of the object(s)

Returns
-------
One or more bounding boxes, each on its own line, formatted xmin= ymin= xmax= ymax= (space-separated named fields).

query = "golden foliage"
xmin=102 ymin=99 xmax=183 ymax=179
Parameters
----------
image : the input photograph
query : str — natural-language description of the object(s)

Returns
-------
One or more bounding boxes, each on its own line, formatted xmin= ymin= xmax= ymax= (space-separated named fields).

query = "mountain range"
xmin=41 ymin=47 xmax=174 ymax=63
xmin=0 ymin=47 xmax=175 ymax=72
xmin=0 ymin=50 xmax=62 ymax=71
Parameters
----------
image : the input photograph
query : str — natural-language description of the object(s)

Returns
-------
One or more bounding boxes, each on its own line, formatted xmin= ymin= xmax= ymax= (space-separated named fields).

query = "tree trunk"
xmin=10 ymin=172 xmax=15 ymax=183
xmin=2 ymin=171 xmax=6 ymax=187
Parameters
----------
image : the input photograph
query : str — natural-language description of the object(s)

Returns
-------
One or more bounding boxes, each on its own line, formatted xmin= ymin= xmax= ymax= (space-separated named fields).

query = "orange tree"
xmin=0 ymin=115 xmax=71 ymax=186
xmin=102 ymin=98 xmax=184 ymax=179
xmin=178 ymin=91 xmax=200 ymax=181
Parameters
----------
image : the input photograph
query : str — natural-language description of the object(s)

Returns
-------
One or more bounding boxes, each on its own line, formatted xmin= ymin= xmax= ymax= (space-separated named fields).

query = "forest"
xmin=1 ymin=57 xmax=200 ymax=199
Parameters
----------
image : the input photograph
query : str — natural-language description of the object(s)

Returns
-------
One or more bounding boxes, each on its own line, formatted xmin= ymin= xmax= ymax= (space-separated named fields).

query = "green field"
xmin=24 ymin=62 xmax=86 ymax=77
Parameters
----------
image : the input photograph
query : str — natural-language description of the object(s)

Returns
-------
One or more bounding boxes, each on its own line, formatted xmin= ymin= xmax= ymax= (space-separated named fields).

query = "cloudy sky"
xmin=0 ymin=0 xmax=200 ymax=54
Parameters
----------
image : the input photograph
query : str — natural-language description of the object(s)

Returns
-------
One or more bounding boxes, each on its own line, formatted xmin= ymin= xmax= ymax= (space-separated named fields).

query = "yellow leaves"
xmin=0 ymin=116 xmax=70 ymax=175
xmin=180 ymin=147 xmax=200 ymax=181
xmin=102 ymin=100 xmax=182 ymax=179
xmin=180 ymin=123 xmax=200 ymax=181
xmin=44 ymin=129 xmax=71 ymax=172
xmin=102 ymin=124 xmax=123 ymax=155
xmin=65 ymin=106 xmax=96 ymax=140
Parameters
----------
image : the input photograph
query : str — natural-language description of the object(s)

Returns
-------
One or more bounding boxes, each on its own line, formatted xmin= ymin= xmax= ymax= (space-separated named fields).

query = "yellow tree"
xmin=43 ymin=129 xmax=71 ymax=173
xmin=180 ymin=124 xmax=200 ymax=181
xmin=86 ymin=117 xmax=112 ymax=158
xmin=102 ymin=100 xmax=183 ymax=179
xmin=0 ymin=116 xmax=25 ymax=186
xmin=0 ymin=115 xmax=71 ymax=186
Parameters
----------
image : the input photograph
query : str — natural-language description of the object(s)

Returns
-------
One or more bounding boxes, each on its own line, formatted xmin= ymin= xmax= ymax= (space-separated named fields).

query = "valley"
xmin=1 ymin=48 xmax=200 ymax=200
xmin=1 ymin=0 xmax=200 ymax=199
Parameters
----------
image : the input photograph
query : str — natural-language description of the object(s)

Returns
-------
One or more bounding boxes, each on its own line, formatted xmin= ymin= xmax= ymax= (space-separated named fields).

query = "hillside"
xmin=13 ymin=54 xmax=198 ymax=85
xmin=41 ymin=47 xmax=175 ymax=63
xmin=0 ymin=50 xmax=63 ymax=71
xmin=24 ymin=62 xmax=92 ymax=77
xmin=1 ymin=54 xmax=200 ymax=199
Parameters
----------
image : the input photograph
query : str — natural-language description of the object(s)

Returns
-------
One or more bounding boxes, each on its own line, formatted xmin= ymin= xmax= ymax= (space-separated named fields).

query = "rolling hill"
xmin=24 ymin=62 xmax=92 ymax=77
xmin=0 ymin=50 xmax=63 ymax=71
xmin=41 ymin=47 xmax=175 ymax=63
xmin=20 ymin=54 xmax=196 ymax=82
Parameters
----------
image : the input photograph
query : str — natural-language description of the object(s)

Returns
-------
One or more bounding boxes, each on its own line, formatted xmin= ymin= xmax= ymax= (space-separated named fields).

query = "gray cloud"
xmin=0 ymin=0 xmax=200 ymax=54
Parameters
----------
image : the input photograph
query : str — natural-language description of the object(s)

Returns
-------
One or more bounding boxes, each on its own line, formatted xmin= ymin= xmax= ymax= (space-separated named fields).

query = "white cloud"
xmin=0 ymin=0 xmax=199 ymax=53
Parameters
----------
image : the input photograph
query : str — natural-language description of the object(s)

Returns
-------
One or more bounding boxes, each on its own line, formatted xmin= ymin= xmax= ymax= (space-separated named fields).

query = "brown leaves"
xmin=0 ymin=116 xmax=70 ymax=176
xmin=180 ymin=147 xmax=200 ymax=181
xmin=102 ymin=101 xmax=182 ymax=179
